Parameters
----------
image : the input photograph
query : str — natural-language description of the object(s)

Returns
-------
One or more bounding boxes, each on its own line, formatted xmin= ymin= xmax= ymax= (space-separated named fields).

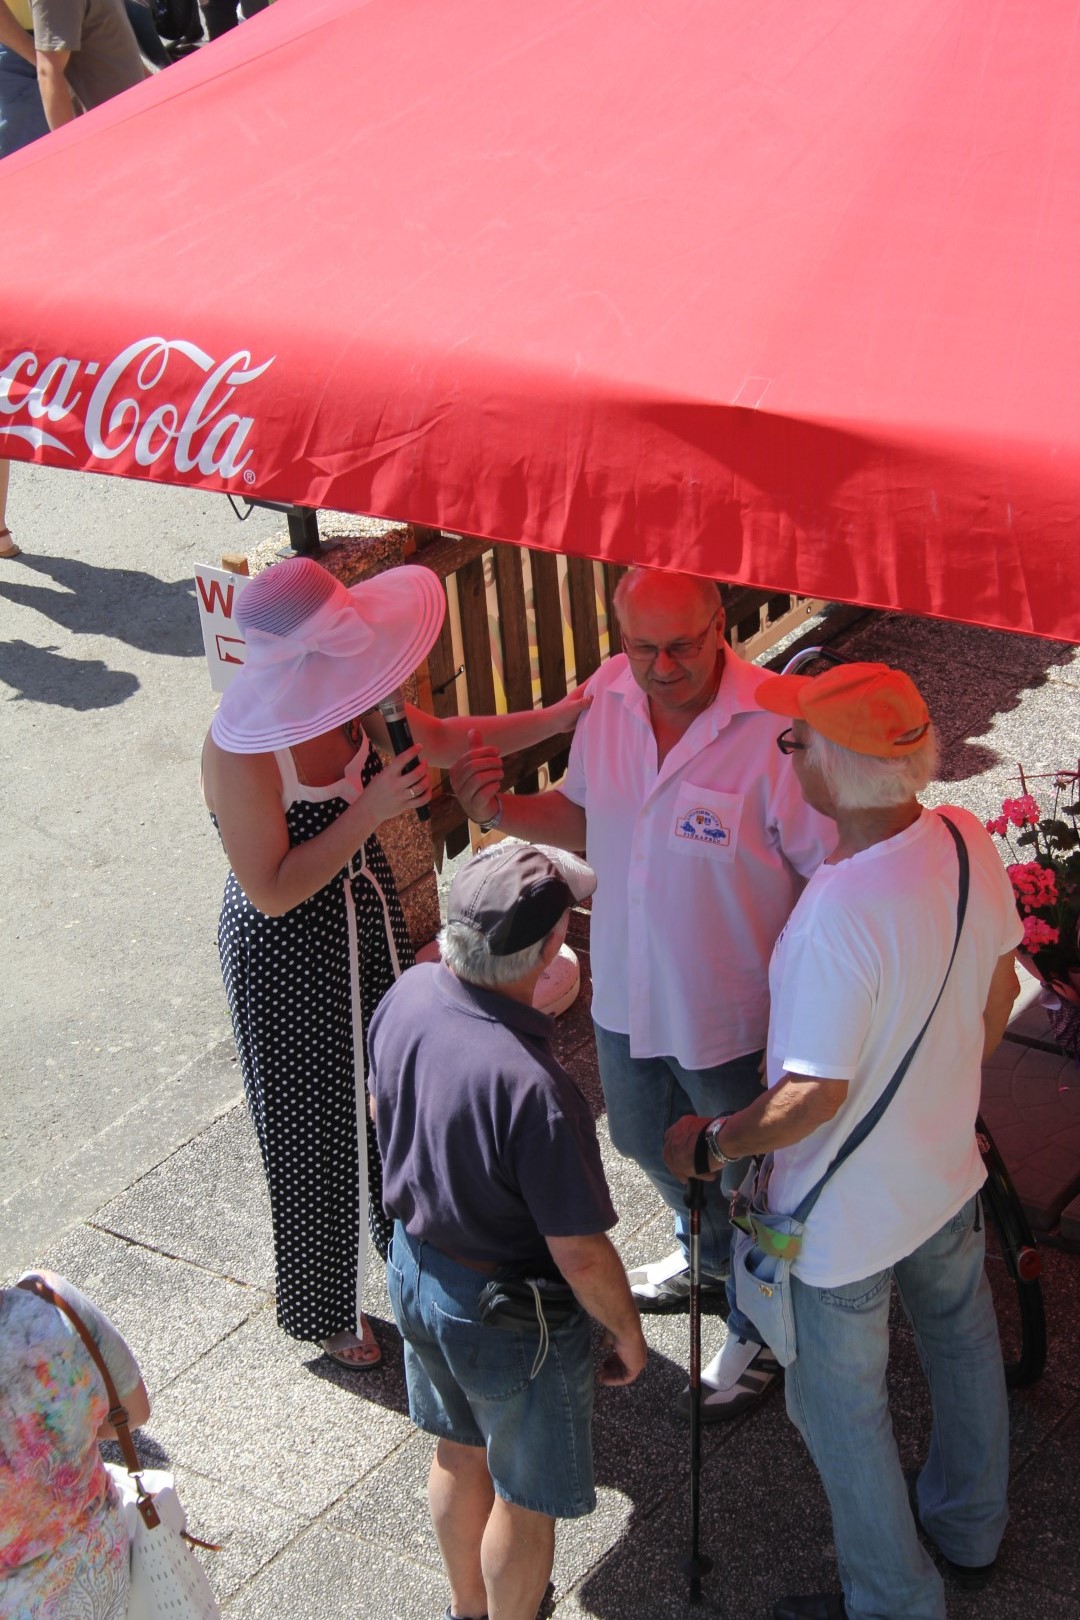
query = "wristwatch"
xmin=692 ymin=1113 xmax=738 ymax=1177
xmin=704 ymin=1116 xmax=739 ymax=1167
xmin=478 ymin=794 xmax=504 ymax=833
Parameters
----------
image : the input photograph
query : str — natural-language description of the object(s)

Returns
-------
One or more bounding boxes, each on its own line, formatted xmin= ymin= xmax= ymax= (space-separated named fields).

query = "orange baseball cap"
xmin=756 ymin=662 xmax=930 ymax=757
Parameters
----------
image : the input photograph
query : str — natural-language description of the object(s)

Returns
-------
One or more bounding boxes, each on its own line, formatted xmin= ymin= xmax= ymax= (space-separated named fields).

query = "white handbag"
xmin=18 ymin=1276 xmax=222 ymax=1620
xmin=106 ymin=1464 xmax=221 ymax=1620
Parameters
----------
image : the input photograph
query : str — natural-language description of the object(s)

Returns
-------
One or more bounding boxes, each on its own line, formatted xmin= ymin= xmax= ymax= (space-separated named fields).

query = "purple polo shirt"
xmin=368 ymin=962 xmax=617 ymax=1269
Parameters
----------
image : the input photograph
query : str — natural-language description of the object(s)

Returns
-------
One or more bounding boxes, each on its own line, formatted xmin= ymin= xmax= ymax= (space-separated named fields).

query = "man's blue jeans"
xmin=785 ymin=1195 xmax=1009 ymax=1620
xmin=0 ymin=45 xmax=49 ymax=160
xmin=593 ymin=1023 xmax=762 ymax=1333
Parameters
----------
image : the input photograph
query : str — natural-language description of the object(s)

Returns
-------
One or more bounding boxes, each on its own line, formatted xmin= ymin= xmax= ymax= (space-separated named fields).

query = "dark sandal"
xmin=321 ymin=1319 xmax=383 ymax=1371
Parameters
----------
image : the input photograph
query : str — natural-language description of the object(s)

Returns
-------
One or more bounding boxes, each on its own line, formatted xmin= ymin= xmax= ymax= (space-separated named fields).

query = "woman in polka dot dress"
xmin=201 ymin=557 xmax=587 ymax=1369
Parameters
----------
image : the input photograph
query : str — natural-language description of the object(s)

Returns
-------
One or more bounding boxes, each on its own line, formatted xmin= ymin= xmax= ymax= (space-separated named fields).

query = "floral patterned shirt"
xmin=0 ymin=1276 xmax=141 ymax=1619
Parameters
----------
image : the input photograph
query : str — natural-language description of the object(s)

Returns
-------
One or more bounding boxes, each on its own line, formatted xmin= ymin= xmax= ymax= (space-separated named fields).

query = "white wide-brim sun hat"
xmin=210 ymin=556 xmax=447 ymax=754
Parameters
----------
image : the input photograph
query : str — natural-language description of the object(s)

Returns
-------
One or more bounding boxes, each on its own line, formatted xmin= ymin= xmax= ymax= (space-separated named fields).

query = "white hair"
xmin=805 ymin=725 xmax=939 ymax=810
xmin=439 ymin=920 xmax=553 ymax=988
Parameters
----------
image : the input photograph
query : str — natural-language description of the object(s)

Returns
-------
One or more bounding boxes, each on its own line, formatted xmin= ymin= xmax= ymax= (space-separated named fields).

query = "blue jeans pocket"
xmin=433 ymin=1304 xmax=533 ymax=1401
xmin=817 ymin=1269 xmax=892 ymax=1312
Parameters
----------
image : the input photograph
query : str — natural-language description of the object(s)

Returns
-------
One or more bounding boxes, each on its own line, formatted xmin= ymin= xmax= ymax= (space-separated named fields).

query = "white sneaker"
xmin=677 ymin=1334 xmax=780 ymax=1421
xmin=627 ymin=1248 xmax=728 ymax=1311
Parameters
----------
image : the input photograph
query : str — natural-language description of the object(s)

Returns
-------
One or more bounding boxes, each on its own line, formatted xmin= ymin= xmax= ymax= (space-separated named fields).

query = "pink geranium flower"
xmin=1002 ymin=794 xmax=1041 ymax=828
xmin=1007 ymin=862 xmax=1059 ymax=911
xmin=1022 ymin=916 xmax=1060 ymax=951
xmin=987 ymin=767 xmax=1080 ymax=986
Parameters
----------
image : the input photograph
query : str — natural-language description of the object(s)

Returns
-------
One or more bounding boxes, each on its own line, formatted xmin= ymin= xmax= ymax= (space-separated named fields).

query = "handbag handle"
xmin=15 ymin=1275 xmax=161 ymax=1529
xmin=790 ymin=812 xmax=970 ymax=1224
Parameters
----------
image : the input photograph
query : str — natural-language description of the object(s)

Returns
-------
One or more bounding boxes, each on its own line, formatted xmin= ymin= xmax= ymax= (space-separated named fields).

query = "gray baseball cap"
xmin=448 ymin=843 xmax=596 ymax=955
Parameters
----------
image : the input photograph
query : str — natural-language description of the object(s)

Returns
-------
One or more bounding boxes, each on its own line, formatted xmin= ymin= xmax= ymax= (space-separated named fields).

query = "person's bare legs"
xmin=428 ymin=1438 xmax=493 ymax=1619
xmin=0 ymin=461 xmax=18 ymax=557
xmin=482 ymin=1495 xmax=555 ymax=1620
xmin=428 ymin=1437 xmax=556 ymax=1620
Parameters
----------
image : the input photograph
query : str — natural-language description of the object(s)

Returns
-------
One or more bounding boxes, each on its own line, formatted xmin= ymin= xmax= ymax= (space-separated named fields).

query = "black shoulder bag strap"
xmin=790 ymin=812 xmax=970 ymax=1225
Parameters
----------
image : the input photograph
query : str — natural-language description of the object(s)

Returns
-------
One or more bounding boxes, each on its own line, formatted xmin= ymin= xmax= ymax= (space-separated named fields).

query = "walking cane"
xmin=680 ymin=1175 xmax=713 ymax=1603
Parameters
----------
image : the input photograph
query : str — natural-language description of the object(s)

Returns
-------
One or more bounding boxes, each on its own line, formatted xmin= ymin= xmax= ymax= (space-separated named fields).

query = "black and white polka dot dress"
xmin=216 ymin=735 xmax=411 ymax=1343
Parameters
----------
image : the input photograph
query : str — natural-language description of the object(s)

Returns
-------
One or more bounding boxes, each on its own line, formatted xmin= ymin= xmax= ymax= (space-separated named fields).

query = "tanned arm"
xmin=546 ymin=1232 xmax=647 ymax=1386
xmin=983 ymin=951 xmax=1020 ymax=1060
xmin=36 ymin=48 xmax=75 ymax=129
xmin=450 ymin=738 xmax=587 ymax=852
xmin=663 ymin=1073 xmax=849 ymax=1182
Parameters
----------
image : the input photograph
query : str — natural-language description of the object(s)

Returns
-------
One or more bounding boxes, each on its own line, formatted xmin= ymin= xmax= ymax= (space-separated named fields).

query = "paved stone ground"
xmin=14 ymin=603 xmax=1080 ymax=1619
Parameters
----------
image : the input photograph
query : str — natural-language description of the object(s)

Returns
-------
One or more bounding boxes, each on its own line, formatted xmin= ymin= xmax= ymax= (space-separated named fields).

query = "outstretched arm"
xmin=402 ymin=688 xmax=590 ymax=768
xmin=450 ymin=734 xmax=587 ymax=851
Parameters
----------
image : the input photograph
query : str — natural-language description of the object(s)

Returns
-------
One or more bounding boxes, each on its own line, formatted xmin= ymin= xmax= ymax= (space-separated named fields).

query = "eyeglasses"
xmin=776 ymin=728 xmax=808 ymax=756
xmin=622 ymin=612 xmax=718 ymax=665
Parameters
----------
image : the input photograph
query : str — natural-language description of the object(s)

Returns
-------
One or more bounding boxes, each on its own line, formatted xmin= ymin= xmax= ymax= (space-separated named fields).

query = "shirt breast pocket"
xmin=668 ymin=781 xmax=743 ymax=862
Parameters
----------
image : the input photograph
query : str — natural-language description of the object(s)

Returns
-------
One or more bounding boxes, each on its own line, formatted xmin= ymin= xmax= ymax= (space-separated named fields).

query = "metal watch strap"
xmin=693 ymin=1117 xmax=737 ymax=1173
xmin=705 ymin=1117 xmax=738 ymax=1166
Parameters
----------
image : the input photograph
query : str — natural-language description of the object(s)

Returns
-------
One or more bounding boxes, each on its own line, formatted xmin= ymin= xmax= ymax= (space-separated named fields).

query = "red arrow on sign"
xmin=216 ymin=635 xmax=245 ymax=665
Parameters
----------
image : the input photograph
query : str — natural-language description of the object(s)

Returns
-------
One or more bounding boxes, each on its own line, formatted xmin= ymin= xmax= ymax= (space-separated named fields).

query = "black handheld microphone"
xmin=378 ymin=688 xmax=429 ymax=821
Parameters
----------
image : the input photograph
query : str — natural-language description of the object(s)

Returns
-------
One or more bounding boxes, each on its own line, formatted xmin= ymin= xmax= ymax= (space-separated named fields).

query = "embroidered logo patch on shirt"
xmin=675 ymin=806 xmax=730 ymax=846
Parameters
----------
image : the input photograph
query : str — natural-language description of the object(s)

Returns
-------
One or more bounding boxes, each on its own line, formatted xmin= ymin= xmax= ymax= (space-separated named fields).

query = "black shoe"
xmin=905 ymin=1469 xmax=998 ymax=1592
xmin=773 ymin=1595 xmax=846 ymax=1620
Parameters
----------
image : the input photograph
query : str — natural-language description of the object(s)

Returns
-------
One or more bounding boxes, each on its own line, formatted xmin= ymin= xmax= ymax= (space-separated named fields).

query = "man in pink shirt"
xmin=452 ymin=567 xmax=832 ymax=1418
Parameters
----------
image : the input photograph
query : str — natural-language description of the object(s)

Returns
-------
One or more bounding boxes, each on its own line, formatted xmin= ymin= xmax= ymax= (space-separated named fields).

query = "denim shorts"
xmin=387 ymin=1224 xmax=597 ymax=1518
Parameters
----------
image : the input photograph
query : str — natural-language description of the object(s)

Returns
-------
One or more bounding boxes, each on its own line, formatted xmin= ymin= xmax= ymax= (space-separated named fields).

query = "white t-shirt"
xmin=766 ymin=806 xmax=1023 ymax=1287
xmin=560 ymin=649 xmax=833 ymax=1068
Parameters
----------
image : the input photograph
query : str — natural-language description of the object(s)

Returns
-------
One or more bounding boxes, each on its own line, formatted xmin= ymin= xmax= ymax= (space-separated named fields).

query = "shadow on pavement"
xmin=0 ymin=638 xmax=139 ymax=708
xmin=0 ymin=554 xmax=203 ymax=656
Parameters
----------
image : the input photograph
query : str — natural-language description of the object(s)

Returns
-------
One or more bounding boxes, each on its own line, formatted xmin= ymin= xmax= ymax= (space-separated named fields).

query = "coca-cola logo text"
xmin=0 ymin=337 xmax=275 ymax=481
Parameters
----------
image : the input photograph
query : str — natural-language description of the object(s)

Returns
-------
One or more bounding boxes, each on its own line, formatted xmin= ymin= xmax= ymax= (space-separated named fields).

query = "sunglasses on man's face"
xmin=775 ymin=727 xmax=808 ymax=756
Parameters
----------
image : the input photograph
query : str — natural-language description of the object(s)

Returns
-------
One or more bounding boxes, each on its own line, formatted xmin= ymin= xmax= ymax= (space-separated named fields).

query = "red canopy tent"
xmin=2 ymin=0 xmax=1078 ymax=640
